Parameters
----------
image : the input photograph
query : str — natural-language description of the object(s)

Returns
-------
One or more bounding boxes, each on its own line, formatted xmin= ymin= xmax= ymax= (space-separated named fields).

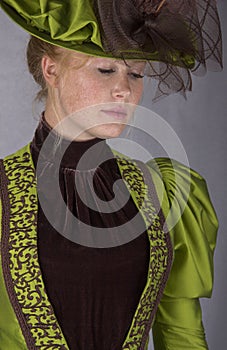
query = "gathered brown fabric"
xmin=30 ymin=116 xmax=150 ymax=350
xmin=94 ymin=0 xmax=223 ymax=99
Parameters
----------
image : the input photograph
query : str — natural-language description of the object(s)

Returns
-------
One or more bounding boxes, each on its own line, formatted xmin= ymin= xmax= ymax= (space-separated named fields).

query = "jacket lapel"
xmin=115 ymin=154 xmax=173 ymax=350
xmin=1 ymin=144 xmax=69 ymax=349
xmin=1 ymin=145 xmax=173 ymax=350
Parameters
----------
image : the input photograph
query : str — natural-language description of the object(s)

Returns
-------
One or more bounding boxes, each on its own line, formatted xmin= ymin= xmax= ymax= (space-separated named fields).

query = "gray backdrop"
xmin=0 ymin=2 xmax=226 ymax=349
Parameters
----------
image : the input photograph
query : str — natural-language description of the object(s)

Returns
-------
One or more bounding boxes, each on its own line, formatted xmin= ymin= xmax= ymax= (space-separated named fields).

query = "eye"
xmin=130 ymin=72 xmax=144 ymax=79
xmin=98 ymin=68 xmax=115 ymax=74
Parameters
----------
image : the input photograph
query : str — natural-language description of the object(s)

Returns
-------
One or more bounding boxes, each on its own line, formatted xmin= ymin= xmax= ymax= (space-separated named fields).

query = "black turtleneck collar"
xmin=30 ymin=114 xmax=116 ymax=171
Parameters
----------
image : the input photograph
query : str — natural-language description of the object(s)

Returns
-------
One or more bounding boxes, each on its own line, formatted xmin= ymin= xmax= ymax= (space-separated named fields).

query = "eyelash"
xmin=98 ymin=68 xmax=115 ymax=74
xmin=131 ymin=72 xmax=144 ymax=79
xmin=98 ymin=68 xmax=144 ymax=79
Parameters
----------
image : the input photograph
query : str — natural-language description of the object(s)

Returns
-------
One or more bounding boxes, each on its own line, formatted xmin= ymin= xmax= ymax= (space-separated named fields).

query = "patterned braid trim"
xmin=1 ymin=147 xmax=69 ymax=350
xmin=116 ymin=156 xmax=173 ymax=350
xmin=1 ymin=144 xmax=172 ymax=350
xmin=0 ymin=158 xmax=37 ymax=350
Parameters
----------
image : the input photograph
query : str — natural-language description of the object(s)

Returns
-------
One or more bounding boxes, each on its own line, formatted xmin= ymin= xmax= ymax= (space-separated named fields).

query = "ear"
xmin=41 ymin=55 xmax=58 ymax=87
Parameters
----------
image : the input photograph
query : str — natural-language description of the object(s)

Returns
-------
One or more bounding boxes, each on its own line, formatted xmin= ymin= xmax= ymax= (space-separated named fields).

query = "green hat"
xmin=0 ymin=0 xmax=107 ymax=57
xmin=0 ymin=0 xmax=223 ymax=99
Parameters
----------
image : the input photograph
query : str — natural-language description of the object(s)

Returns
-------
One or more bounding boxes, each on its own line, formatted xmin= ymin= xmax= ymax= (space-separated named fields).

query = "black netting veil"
xmin=93 ymin=0 xmax=223 ymax=100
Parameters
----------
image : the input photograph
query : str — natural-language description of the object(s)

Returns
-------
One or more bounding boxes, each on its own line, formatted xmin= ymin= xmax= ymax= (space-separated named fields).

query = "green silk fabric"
xmin=0 ymin=146 xmax=218 ymax=349
xmin=147 ymin=158 xmax=218 ymax=349
xmin=0 ymin=180 xmax=28 ymax=349
xmin=0 ymin=0 xmax=195 ymax=67
xmin=148 ymin=158 xmax=217 ymax=299
xmin=0 ymin=0 xmax=105 ymax=56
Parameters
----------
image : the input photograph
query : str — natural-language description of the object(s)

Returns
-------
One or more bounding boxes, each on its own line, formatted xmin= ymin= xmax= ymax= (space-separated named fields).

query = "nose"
xmin=111 ymin=75 xmax=131 ymax=101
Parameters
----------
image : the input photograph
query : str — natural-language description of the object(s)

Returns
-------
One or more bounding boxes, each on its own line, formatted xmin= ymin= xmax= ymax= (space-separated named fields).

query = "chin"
xmin=90 ymin=124 xmax=127 ymax=139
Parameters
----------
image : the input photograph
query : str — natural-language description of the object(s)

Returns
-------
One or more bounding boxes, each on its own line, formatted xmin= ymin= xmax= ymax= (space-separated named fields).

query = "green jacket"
xmin=0 ymin=144 xmax=218 ymax=350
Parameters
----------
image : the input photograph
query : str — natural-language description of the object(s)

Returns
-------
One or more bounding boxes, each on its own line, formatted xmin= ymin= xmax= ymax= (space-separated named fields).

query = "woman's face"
xmin=44 ymin=51 xmax=145 ymax=140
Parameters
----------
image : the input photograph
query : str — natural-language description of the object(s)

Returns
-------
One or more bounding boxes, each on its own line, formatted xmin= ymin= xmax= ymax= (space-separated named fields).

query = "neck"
xmin=43 ymin=98 xmax=57 ymax=129
xmin=44 ymin=98 xmax=96 ymax=142
xmin=30 ymin=114 xmax=113 ymax=170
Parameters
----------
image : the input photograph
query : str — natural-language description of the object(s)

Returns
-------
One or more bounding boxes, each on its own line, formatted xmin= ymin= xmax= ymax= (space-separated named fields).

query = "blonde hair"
xmin=27 ymin=36 xmax=59 ymax=101
xmin=26 ymin=36 xmax=89 ymax=102
xmin=26 ymin=36 xmax=91 ymax=145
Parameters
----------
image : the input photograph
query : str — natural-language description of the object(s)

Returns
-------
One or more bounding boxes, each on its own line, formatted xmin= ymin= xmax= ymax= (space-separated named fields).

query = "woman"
xmin=0 ymin=1 xmax=223 ymax=349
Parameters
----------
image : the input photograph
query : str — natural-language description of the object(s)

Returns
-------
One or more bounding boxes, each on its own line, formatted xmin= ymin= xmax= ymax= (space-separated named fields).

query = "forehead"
xmin=88 ymin=56 xmax=146 ymax=68
xmin=60 ymin=48 xmax=146 ymax=69
xmin=64 ymin=50 xmax=146 ymax=71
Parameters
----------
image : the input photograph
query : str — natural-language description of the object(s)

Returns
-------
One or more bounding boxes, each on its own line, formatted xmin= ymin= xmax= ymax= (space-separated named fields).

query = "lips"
xmin=101 ymin=107 xmax=128 ymax=120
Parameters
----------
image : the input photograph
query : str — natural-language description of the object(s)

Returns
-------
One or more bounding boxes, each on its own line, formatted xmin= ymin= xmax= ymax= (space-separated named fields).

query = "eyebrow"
xmin=113 ymin=59 xmax=146 ymax=67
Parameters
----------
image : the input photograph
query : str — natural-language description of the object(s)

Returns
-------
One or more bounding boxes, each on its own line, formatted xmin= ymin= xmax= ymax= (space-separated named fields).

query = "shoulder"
xmin=146 ymin=157 xmax=218 ymax=298
xmin=3 ymin=143 xmax=32 ymax=162
xmin=146 ymin=157 xmax=216 ymax=221
xmin=0 ymin=143 xmax=35 ymax=197
xmin=146 ymin=156 xmax=208 ymax=195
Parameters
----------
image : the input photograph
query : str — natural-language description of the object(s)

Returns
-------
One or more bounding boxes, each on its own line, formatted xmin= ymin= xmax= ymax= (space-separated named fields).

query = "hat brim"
xmin=1 ymin=2 xmax=163 ymax=61
xmin=0 ymin=1 xmax=196 ymax=65
xmin=0 ymin=2 xmax=114 ymax=58
xmin=1 ymin=0 xmax=222 ymax=101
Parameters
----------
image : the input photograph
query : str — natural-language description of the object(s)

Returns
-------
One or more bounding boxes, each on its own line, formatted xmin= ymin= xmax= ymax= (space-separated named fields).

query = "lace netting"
xmin=93 ymin=0 xmax=223 ymax=100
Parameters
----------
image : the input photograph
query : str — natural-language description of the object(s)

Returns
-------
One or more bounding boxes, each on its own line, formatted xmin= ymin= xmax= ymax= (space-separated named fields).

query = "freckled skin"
xmin=44 ymin=51 xmax=145 ymax=140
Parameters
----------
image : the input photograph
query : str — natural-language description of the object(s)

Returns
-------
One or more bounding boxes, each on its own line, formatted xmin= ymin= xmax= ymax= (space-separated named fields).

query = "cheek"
xmin=70 ymin=78 xmax=105 ymax=103
xmin=132 ymin=82 xmax=144 ymax=104
xmin=59 ymin=79 xmax=93 ymax=111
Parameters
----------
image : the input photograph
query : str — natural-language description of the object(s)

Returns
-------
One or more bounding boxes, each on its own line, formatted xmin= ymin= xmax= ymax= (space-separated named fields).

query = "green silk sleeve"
xmin=146 ymin=158 xmax=218 ymax=349
xmin=152 ymin=297 xmax=208 ymax=349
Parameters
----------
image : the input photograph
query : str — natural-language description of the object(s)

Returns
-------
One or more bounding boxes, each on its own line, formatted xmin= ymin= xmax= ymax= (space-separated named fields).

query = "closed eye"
xmin=98 ymin=68 xmax=115 ymax=74
xmin=130 ymin=72 xmax=144 ymax=79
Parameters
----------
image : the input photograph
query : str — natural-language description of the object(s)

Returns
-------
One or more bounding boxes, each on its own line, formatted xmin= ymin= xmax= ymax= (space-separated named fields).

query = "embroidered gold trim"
xmin=2 ymin=145 xmax=172 ymax=350
xmin=116 ymin=157 xmax=172 ymax=350
xmin=3 ymin=147 xmax=69 ymax=349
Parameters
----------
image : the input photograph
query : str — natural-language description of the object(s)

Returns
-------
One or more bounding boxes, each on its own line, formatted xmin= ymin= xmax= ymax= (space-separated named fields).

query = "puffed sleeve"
xmin=146 ymin=158 xmax=218 ymax=350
